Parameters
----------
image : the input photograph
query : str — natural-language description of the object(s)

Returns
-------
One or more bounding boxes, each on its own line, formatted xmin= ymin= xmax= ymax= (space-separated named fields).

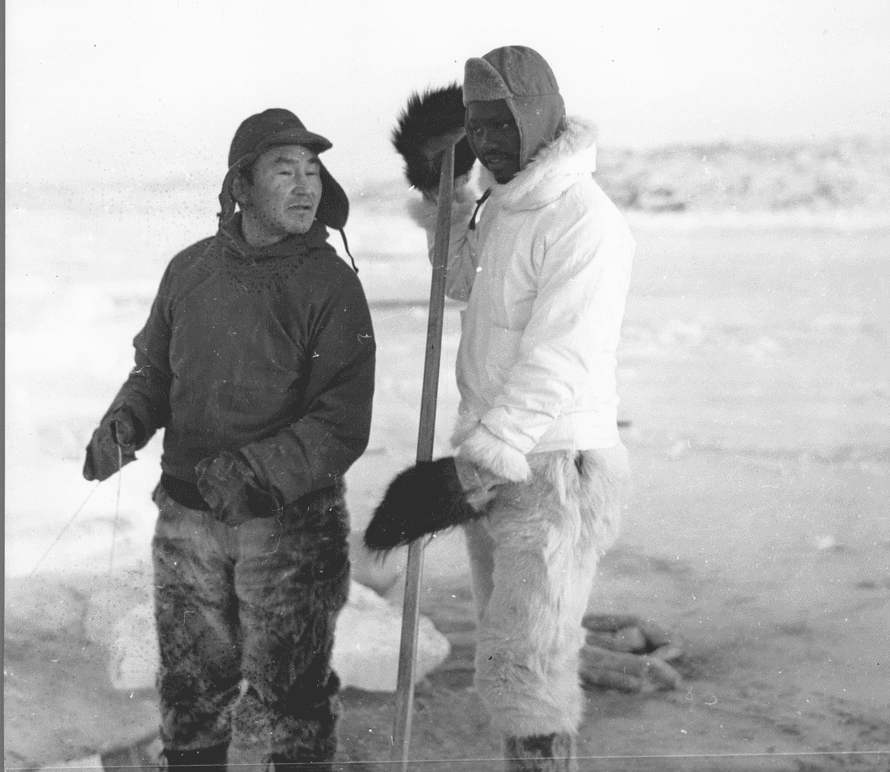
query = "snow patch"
xmin=332 ymin=581 xmax=451 ymax=692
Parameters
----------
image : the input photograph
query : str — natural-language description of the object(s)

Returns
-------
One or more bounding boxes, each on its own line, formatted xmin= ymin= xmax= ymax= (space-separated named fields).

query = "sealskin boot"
xmin=504 ymin=733 xmax=578 ymax=772
xmin=160 ymin=744 xmax=227 ymax=772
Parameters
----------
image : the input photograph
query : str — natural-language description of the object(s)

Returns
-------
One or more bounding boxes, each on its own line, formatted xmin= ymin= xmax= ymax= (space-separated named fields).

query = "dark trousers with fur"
xmin=151 ymin=482 xmax=350 ymax=762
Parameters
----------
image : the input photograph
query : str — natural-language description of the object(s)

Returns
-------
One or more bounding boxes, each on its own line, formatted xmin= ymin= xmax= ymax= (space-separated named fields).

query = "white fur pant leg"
xmin=463 ymin=517 xmax=496 ymax=624
xmin=464 ymin=444 xmax=629 ymax=737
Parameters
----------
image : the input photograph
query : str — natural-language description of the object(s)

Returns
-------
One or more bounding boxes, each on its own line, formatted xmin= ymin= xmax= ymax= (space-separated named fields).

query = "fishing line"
xmin=108 ymin=443 xmax=123 ymax=574
xmin=28 ymin=481 xmax=101 ymax=578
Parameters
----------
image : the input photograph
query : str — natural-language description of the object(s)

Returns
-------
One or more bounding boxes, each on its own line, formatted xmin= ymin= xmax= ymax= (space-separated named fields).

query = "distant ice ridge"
xmin=8 ymin=135 xmax=890 ymax=222
xmin=625 ymin=209 xmax=890 ymax=230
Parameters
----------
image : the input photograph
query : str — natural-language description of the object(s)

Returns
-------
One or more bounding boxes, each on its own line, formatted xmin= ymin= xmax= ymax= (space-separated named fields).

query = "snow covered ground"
xmin=5 ymin=187 xmax=890 ymax=767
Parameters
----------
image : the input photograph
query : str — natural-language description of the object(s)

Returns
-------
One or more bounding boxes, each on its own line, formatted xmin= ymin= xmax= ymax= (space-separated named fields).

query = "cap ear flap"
xmin=220 ymin=154 xmax=349 ymax=230
xmin=230 ymin=170 xmax=248 ymax=207
xmin=218 ymin=166 xmax=240 ymax=223
xmin=463 ymin=57 xmax=511 ymax=104
xmin=316 ymin=162 xmax=349 ymax=230
xmin=218 ymin=152 xmax=259 ymax=223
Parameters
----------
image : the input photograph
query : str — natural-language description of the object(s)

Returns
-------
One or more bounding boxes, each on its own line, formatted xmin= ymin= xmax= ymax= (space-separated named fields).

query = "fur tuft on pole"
xmin=392 ymin=84 xmax=477 ymax=193
xmin=364 ymin=457 xmax=481 ymax=552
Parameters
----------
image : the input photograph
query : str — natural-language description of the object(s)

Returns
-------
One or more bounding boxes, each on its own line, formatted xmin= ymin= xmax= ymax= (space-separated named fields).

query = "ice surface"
xmin=6 ymin=188 xmax=889 ymax=765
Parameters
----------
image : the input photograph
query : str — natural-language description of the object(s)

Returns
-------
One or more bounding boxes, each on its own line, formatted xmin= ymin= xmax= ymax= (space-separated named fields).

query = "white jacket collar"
xmin=483 ymin=116 xmax=598 ymax=211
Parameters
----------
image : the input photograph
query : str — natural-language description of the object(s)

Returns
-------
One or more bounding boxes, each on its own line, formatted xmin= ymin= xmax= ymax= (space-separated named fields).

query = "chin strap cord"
xmin=468 ymin=188 xmax=492 ymax=231
xmin=338 ymin=228 xmax=358 ymax=273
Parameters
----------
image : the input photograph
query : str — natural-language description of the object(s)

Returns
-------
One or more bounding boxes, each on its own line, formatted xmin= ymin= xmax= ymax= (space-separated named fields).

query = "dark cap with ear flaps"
xmin=219 ymin=108 xmax=349 ymax=230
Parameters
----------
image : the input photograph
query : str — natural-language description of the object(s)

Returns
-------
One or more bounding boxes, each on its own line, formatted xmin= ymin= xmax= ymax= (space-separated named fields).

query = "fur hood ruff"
xmin=484 ymin=115 xmax=598 ymax=211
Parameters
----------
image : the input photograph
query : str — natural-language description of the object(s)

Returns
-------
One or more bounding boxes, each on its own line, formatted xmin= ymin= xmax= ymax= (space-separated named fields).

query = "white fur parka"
xmin=412 ymin=116 xmax=634 ymax=472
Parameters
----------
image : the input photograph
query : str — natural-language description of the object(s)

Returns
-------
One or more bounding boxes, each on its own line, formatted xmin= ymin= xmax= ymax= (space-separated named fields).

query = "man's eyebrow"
xmin=272 ymin=154 xmax=320 ymax=166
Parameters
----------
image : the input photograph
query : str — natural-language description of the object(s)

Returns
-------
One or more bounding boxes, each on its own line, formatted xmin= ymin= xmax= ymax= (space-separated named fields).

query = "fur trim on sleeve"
xmin=450 ymin=411 xmax=482 ymax=448
xmin=458 ymin=423 xmax=531 ymax=483
xmin=407 ymin=172 xmax=480 ymax=234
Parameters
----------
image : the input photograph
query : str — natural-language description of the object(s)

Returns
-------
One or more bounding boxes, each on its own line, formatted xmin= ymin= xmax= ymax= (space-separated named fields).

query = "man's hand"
xmin=457 ymin=423 xmax=531 ymax=484
xmin=450 ymin=424 xmax=532 ymax=511
xmin=392 ymin=84 xmax=477 ymax=195
xmin=196 ymin=451 xmax=275 ymax=528
xmin=453 ymin=456 xmax=505 ymax=511
xmin=83 ymin=408 xmax=139 ymax=482
xmin=415 ymin=128 xmax=470 ymax=203
xmin=420 ymin=128 xmax=468 ymax=162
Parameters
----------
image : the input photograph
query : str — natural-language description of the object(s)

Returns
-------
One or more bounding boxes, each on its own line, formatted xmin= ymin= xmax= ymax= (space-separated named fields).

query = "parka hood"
xmin=478 ymin=116 xmax=598 ymax=211
xmin=463 ymin=46 xmax=566 ymax=171
xmin=217 ymin=213 xmax=337 ymax=262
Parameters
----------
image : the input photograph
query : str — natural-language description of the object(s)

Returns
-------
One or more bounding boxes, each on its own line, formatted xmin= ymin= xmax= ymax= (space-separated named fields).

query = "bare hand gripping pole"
xmin=390 ymin=137 xmax=460 ymax=768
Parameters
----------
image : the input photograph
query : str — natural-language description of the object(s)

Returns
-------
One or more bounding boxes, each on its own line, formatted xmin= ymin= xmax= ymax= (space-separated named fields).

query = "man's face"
xmin=239 ymin=144 xmax=322 ymax=242
xmin=465 ymin=99 xmax=521 ymax=184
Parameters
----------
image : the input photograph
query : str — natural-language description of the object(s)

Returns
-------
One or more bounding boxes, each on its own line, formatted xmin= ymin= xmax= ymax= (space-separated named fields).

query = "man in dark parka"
xmin=83 ymin=108 xmax=376 ymax=771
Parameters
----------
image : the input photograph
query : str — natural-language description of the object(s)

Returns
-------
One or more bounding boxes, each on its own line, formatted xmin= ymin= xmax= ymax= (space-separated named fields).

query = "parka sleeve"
xmin=101 ymin=264 xmax=175 ymax=446
xmin=239 ymin=275 xmax=376 ymax=504
xmin=409 ymin=178 xmax=481 ymax=302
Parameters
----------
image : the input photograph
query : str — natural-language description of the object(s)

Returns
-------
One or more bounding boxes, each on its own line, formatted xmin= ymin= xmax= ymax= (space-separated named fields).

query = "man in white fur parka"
xmin=393 ymin=46 xmax=634 ymax=771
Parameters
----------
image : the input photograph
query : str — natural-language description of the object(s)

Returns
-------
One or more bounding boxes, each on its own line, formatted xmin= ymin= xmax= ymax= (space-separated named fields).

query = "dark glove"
xmin=195 ymin=451 xmax=276 ymax=528
xmin=364 ymin=457 xmax=482 ymax=552
xmin=83 ymin=407 xmax=140 ymax=482
xmin=392 ymin=83 xmax=477 ymax=194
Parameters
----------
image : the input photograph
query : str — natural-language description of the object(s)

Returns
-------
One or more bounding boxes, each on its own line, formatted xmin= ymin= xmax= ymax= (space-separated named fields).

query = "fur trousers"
xmin=463 ymin=444 xmax=629 ymax=737
xmin=151 ymin=482 xmax=350 ymax=762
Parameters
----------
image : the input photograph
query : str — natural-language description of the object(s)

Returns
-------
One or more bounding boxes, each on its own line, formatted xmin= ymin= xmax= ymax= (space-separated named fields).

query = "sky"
xmin=6 ymin=0 xmax=890 ymax=188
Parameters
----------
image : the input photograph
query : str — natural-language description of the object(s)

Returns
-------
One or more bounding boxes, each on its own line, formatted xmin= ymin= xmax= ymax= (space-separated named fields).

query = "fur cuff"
xmin=458 ymin=424 xmax=531 ymax=483
xmin=407 ymin=172 xmax=478 ymax=232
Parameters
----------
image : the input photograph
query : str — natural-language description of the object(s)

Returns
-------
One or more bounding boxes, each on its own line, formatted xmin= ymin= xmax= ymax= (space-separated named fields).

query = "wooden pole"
xmin=390 ymin=138 xmax=459 ymax=769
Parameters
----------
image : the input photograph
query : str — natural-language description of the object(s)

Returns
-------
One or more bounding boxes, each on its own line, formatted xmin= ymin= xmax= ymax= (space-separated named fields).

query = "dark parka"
xmin=103 ymin=214 xmax=375 ymax=508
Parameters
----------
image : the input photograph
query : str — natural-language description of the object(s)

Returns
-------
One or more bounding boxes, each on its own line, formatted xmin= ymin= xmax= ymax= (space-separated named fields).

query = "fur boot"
xmin=504 ymin=733 xmax=578 ymax=772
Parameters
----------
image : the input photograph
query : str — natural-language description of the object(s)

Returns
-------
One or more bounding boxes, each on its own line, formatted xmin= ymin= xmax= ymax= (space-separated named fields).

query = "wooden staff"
xmin=390 ymin=136 xmax=460 ymax=768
